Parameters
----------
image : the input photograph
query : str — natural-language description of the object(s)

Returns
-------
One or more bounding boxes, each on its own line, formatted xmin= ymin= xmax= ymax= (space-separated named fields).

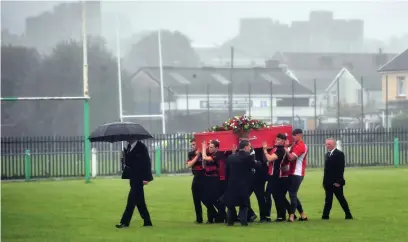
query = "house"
xmin=378 ymin=48 xmax=408 ymax=127
xmin=128 ymin=66 xmax=315 ymax=132
xmin=323 ymin=67 xmax=382 ymax=107
xmin=271 ymin=51 xmax=397 ymax=109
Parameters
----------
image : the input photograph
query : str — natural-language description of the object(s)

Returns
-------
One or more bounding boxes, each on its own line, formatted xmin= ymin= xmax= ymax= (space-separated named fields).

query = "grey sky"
xmin=2 ymin=0 xmax=408 ymax=45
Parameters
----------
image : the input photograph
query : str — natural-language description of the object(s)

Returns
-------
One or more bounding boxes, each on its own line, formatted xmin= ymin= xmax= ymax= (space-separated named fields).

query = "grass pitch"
xmin=2 ymin=167 xmax=408 ymax=242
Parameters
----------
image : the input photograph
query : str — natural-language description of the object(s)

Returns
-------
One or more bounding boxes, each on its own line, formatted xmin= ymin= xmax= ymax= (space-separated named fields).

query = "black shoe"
xmin=322 ymin=216 xmax=330 ymax=220
xmin=143 ymin=221 xmax=153 ymax=227
xmin=241 ymin=222 xmax=248 ymax=226
xmin=275 ymin=218 xmax=285 ymax=222
xmin=195 ymin=220 xmax=203 ymax=224
xmin=345 ymin=215 xmax=353 ymax=220
xmin=260 ymin=217 xmax=271 ymax=223
xmin=115 ymin=223 xmax=129 ymax=228
xmin=248 ymin=214 xmax=257 ymax=223
xmin=299 ymin=217 xmax=308 ymax=221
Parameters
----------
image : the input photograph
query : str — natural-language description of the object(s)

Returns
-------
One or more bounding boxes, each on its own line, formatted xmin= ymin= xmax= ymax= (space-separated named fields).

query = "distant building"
xmin=291 ymin=11 xmax=364 ymax=52
xmin=24 ymin=1 xmax=101 ymax=53
xmin=198 ymin=11 xmax=366 ymax=66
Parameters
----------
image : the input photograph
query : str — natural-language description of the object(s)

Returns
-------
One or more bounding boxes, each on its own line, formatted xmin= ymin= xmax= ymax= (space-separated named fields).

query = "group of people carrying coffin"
xmin=114 ymin=128 xmax=353 ymax=229
xmin=186 ymin=129 xmax=309 ymax=226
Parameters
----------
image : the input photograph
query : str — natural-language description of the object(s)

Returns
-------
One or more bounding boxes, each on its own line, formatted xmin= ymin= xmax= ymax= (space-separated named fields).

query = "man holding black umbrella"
xmin=88 ymin=122 xmax=154 ymax=228
xmin=116 ymin=139 xmax=154 ymax=228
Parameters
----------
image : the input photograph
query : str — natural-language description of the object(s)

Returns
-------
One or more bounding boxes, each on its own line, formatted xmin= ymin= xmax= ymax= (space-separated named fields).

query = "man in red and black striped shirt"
xmin=186 ymin=138 xmax=204 ymax=224
xmin=201 ymin=140 xmax=223 ymax=223
xmin=264 ymin=133 xmax=291 ymax=222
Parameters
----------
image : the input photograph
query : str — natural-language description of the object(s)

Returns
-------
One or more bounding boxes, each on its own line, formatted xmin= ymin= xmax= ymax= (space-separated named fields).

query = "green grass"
xmin=2 ymin=167 xmax=408 ymax=242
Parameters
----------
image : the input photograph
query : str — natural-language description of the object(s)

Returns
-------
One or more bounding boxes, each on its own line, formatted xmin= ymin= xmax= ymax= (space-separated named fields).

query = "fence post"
xmin=91 ymin=148 xmax=97 ymax=178
xmin=155 ymin=146 xmax=161 ymax=177
xmin=24 ymin=149 xmax=31 ymax=181
xmin=336 ymin=140 xmax=342 ymax=151
xmin=394 ymin=137 xmax=400 ymax=168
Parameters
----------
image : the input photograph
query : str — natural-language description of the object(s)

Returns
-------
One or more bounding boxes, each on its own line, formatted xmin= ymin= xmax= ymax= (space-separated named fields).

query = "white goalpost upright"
xmin=115 ymin=17 xmax=166 ymax=134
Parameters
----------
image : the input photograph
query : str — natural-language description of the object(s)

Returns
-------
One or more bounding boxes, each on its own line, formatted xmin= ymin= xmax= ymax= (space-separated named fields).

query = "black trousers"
xmin=267 ymin=176 xmax=291 ymax=219
xmin=227 ymin=205 xmax=248 ymax=226
xmin=201 ymin=176 xmax=219 ymax=222
xmin=248 ymin=177 xmax=269 ymax=219
xmin=120 ymin=179 xmax=151 ymax=226
xmin=215 ymin=180 xmax=227 ymax=222
xmin=287 ymin=175 xmax=305 ymax=215
xmin=322 ymin=184 xmax=352 ymax=217
xmin=191 ymin=175 xmax=203 ymax=222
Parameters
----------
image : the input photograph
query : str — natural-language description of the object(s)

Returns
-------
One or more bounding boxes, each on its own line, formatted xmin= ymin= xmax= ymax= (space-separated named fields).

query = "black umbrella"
xmin=89 ymin=122 xmax=153 ymax=143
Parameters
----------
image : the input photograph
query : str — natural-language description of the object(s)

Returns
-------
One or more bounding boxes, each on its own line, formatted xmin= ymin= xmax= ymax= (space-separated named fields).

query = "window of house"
xmin=397 ymin=76 xmax=406 ymax=97
xmin=260 ymin=100 xmax=268 ymax=108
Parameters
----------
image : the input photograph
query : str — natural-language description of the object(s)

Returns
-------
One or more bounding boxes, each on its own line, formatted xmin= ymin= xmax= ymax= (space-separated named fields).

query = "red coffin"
xmin=249 ymin=125 xmax=293 ymax=148
xmin=194 ymin=125 xmax=293 ymax=151
xmin=248 ymin=128 xmax=275 ymax=148
xmin=194 ymin=130 xmax=237 ymax=151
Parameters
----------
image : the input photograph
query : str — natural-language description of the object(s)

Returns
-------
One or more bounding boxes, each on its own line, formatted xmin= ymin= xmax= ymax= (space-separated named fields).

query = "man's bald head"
xmin=325 ymin=138 xmax=336 ymax=151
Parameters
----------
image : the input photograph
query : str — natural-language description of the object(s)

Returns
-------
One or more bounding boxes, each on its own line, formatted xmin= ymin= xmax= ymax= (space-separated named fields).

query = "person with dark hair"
xmin=116 ymin=139 xmax=153 ymax=228
xmin=264 ymin=133 xmax=291 ymax=222
xmin=284 ymin=128 xmax=308 ymax=222
xmin=201 ymin=140 xmax=223 ymax=223
xmin=186 ymin=138 xmax=204 ymax=224
xmin=222 ymin=140 xmax=256 ymax=226
xmin=214 ymin=141 xmax=228 ymax=223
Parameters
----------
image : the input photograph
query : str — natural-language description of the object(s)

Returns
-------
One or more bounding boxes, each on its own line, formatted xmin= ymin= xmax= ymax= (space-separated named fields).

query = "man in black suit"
xmin=222 ymin=140 xmax=256 ymax=226
xmin=116 ymin=139 xmax=154 ymax=228
xmin=322 ymin=138 xmax=353 ymax=220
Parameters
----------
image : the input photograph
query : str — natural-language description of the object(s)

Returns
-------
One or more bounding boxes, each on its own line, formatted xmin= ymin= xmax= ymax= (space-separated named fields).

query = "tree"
xmin=1 ymin=45 xmax=41 ymax=136
xmin=27 ymin=36 xmax=125 ymax=136
xmin=124 ymin=30 xmax=200 ymax=72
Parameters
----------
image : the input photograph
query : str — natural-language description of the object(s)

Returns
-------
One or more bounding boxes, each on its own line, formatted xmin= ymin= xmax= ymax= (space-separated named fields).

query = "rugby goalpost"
xmin=1 ymin=1 xmax=92 ymax=183
xmin=115 ymin=18 xmax=166 ymax=134
xmin=88 ymin=16 xmax=166 ymax=178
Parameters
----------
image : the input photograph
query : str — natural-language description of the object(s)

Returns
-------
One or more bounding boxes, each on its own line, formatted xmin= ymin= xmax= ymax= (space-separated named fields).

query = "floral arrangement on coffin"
xmin=210 ymin=115 xmax=269 ymax=138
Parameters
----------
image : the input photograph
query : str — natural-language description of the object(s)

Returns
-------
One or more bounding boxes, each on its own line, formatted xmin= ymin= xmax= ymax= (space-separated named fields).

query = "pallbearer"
xmin=264 ymin=133 xmax=291 ymax=222
xmin=214 ymin=145 xmax=229 ymax=223
xmin=201 ymin=140 xmax=222 ymax=223
xmin=222 ymin=140 xmax=256 ymax=226
xmin=186 ymin=138 xmax=204 ymax=224
xmin=284 ymin=129 xmax=308 ymax=222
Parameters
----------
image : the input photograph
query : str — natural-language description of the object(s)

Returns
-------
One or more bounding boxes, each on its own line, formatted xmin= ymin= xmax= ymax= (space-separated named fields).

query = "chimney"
xmin=374 ymin=49 xmax=387 ymax=67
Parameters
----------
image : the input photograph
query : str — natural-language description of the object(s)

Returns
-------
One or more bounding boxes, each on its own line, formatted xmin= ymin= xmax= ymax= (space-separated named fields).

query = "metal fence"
xmin=1 ymin=128 xmax=407 ymax=180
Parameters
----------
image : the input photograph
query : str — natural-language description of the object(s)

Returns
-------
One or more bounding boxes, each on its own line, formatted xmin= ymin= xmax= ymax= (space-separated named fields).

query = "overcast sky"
xmin=2 ymin=0 xmax=408 ymax=45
